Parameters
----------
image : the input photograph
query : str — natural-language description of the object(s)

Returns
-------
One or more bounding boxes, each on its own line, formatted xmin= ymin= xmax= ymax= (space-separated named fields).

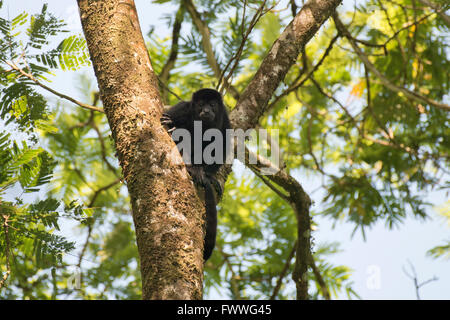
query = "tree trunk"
xmin=77 ymin=0 xmax=205 ymax=300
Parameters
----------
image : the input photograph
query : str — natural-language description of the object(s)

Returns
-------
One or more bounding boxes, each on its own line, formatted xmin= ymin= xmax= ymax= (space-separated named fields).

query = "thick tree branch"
xmin=218 ymin=0 xmax=342 ymax=191
xmin=229 ymin=0 xmax=343 ymax=131
xmin=212 ymin=0 xmax=342 ymax=300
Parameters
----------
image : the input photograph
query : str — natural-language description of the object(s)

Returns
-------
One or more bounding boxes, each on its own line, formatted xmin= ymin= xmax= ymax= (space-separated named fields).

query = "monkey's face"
xmin=194 ymin=99 xmax=218 ymax=125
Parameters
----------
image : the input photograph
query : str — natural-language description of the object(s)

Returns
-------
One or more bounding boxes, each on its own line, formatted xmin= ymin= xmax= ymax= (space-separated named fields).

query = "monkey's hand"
xmin=160 ymin=113 xmax=175 ymax=132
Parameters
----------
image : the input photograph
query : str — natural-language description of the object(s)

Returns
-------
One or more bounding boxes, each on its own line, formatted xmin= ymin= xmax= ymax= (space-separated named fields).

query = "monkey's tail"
xmin=203 ymin=179 xmax=217 ymax=261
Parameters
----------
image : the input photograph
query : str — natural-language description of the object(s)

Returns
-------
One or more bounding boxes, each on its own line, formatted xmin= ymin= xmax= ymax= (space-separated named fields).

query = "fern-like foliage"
xmin=36 ymin=35 xmax=90 ymax=71
xmin=180 ymin=32 xmax=215 ymax=74
xmin=0 ymin=4 xmax=90 ymax=132
xmin=0 ymin=130 xmax=86 ymax=271
xmin=218 ymin=7 xmax=254 ymax=78
xmin=26 ymin=4 xmax=67 ymax=50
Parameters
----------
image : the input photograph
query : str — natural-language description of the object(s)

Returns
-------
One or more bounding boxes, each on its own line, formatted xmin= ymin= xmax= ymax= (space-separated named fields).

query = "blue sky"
xmin=1 ymin=0 xmax=448 ymax=299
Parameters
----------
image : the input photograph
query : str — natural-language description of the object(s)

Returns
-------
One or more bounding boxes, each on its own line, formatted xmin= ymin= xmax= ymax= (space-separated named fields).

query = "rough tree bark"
xmin=77 ymin=0 xmax=205 ymax=299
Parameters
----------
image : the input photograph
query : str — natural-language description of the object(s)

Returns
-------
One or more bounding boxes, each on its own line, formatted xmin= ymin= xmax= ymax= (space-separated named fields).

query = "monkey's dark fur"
xmin=161 ymin=88 xmax=231 ymax=261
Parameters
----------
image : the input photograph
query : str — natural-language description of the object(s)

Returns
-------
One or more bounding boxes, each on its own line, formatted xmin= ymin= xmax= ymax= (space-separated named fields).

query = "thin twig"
xmin=216 ymin=246 xmax=242 ymax=299
xmin=311 ymin=75 xmax=426 ymax=158
xmin=383 ymin=10 xmax=442 ymax=46
xmin=217 ymin=0 xmax=268 ymax=97
xmin=88 ymin=178 xmax=122 ymax=209
xmin=90 ymin=111 xmax=120 ymax=176
xmin=309 ymin=253 xmax=331 ymax=300
xmin=159 ymin=4 xmax=185 ymax=103
xmin=417 ymin=0 xmax=450 ymax=27
xmin=249 ymin=163 xmax=290 ymax=201
xmin=157 ymin=75 xmax=183 ymax=101
xmin=333 ymin=14 xmax=450 ymax=112
xmin=267 ymin=33 xmax=340 ymax=113
xmin=183 ymin=0 xmax=240 ymax=100
xmin=270 ymin=241 xmax=296 ymax=300
xmin=77 ymin=178 xmax=122 ymax=273
xmin=5 ymin=60 xmax=104 ymax=113
xmin=290 ymin=0 xmax=298 ymax=17
xmin=307 ymin=115 xmax=329 ymax=177
xmin=402 ymin=260 xmax=438 ymax=300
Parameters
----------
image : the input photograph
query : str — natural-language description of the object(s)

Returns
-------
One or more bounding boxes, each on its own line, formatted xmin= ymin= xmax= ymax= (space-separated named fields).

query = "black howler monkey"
xmin=161 ymin=88 xmax=231 ymax=261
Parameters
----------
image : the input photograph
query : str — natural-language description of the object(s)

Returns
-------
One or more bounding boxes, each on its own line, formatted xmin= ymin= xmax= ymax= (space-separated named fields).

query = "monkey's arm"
xmin=161 ymin=101 xmax=192 ymax=129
